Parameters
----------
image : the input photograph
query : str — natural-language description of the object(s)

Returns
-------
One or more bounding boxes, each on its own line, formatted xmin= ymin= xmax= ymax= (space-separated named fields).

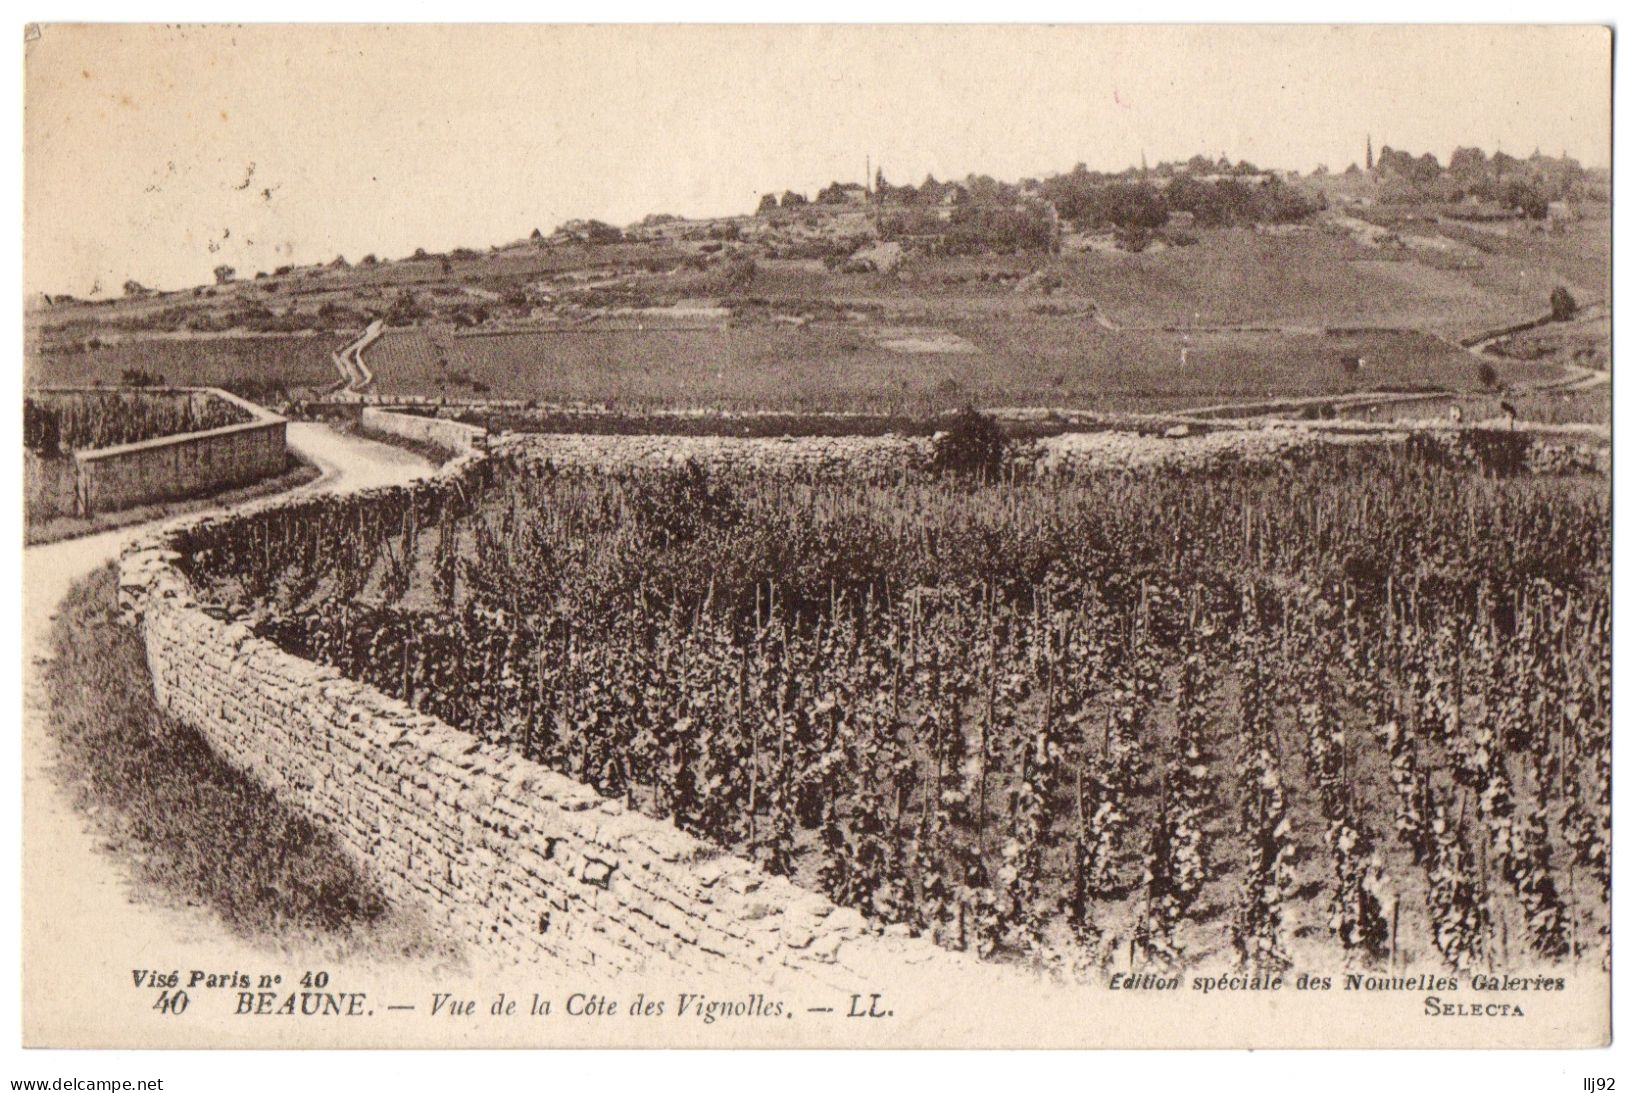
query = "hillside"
xmin=26 ymin=164 xmax=1610 ymax=420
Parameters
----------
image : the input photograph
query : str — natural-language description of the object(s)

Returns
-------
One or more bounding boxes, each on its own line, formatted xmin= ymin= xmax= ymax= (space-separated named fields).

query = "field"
xmin=367 ymin=319 xmax=1538 ymax=415
xmin=26 ymin=333 xmax=344 ymax=400
xmin=177 ymin=439 xmax=1610 ymax=976
xmin=862 ymin=229 xmax=1544 ymax=333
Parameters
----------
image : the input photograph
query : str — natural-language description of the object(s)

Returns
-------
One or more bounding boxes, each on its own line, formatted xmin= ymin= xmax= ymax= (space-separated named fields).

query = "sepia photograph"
xmin=17 ymin=22 xmax=1613 ymax=1058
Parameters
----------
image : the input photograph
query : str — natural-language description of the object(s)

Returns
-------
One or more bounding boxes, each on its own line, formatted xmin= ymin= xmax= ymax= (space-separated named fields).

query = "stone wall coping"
xmin=28 ymin=385 xmax=286 ymax=463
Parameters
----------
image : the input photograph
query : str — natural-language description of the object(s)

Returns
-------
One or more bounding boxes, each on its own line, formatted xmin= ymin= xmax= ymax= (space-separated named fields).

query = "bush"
xmin=1462 ymin=429 xmax=1533 ymax=477
xmin=708 ymin=256 xmax=757 ymax=294
xmin=940 ymin=205 xmax=1053 ymax=254
xmin=23 ymin=399 xmax=61 ymax=455
xmin=1551 ymin=286 xmax=1578 ymax=321
xmin=1115 ymin=225 xmax=1151 ymax=253
xmin=385 ymin=291 xmax=428 ymax=326
xmin=1502 ymin=180 xmax=1548 ymax=220
xmin=630 ymin=461 xmax=743 ymax=548
xmin=932 ymin=406 xmax=1006 ymax=482
xmin=1057 ymin=181 xmax=1168 ymax=231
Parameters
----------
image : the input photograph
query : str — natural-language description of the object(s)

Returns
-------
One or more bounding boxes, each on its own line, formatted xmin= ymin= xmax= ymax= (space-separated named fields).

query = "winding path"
xmin=328 ymin=320 xmax=382 ymax=396
xmin=22 ymin=424 xmax=434 ymax=1044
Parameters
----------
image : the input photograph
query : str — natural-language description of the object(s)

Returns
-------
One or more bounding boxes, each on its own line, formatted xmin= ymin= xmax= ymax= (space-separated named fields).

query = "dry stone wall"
xmin=114 ymin=418 xmax=1606 ymax=982
xmin=119 ymin=429 xmax=956 ymax=986
xmin=503 ymin=431 xmax=937 ymax=479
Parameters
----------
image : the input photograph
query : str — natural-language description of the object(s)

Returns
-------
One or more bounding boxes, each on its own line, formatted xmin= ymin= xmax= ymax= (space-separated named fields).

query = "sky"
xmin=23 ymin=23 xmax=1612 ymax=296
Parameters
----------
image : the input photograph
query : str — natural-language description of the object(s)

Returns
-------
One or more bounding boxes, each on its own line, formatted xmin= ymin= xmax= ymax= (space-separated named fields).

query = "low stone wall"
xmin=118 ymin=436 xmax=950 ymax=985
xmin=29 ymin=387 xmax=288 ymax=517
xmin=360 ymin=406 xmax=487 ymax=454
xmin=1020 ymin=424 xmax=1397 ymax=476
xmin=79 ymin=417 xmax=286 ymax=515
xmin=507 ymin=432 xmax=936 ymax=479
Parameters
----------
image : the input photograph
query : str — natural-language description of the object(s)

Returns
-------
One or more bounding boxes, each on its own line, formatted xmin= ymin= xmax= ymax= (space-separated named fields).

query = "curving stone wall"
xmin=112 ymin=420 xmax=1607 ymax=984
xmin=117 ymin=433 xmax=953 ymax=986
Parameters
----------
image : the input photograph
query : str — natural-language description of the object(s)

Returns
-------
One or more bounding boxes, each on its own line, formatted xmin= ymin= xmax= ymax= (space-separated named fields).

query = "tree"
xmin=932 ymin=406 xmax=1006 ymax=482
xmin=1501 ymin=179 xmax=1548 ymax=220
xmin=779 ymin=190 xmax=808 ymax=208
xmin=1376 ymin=146 xmax=1416 ymax=181
xmin=122 ymin=279 xmax=151 ymax=297
xmin=1449 ymin=146 xmax=1489 ymax=179
xmin=1478 ymin=361 xmax=1499 ymax=389
xmin=756 ymin=192 xmax=779 ymax=214
xmin=1101 ymin=182 xmax=1169 ymax=229
xmin=1551 ymin=286 xmax=1578 ymax=321
xmin=1255 ymin=177 xmax=1318 ymax=223
xmin=816 ymin=181 xmax=851 ymax=205
xmin=581 ymin=220 xmax=624 ymax=243
xmin=212 ymin=264 xmax=236 ymax=285
xmin=530 ymin=228 xmax=543 ymax=242
xmin=1052 ymin=180 xmax=1167 ymax=230
xmin=963 ymin=173 xmax=1012 ymax=204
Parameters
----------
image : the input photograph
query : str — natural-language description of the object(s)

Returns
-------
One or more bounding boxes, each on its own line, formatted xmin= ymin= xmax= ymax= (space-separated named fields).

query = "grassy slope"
xmin=41 ymin=564 xmax=454 ymax=962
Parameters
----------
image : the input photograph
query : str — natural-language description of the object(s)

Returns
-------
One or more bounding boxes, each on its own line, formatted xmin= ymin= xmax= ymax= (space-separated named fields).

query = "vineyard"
xmin=364 ymin=320 xmax=1526 ymax=415
xmin=24 ymin=390 xmax=252 ymax=455
xmin=28 ymin=334 xmax=344 ymax=397
xmin=172 ymin=440 xmax=1610 ymax=978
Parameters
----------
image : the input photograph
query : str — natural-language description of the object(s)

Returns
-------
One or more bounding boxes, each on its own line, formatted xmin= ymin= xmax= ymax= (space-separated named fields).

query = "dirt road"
xmin=329 ymin=320 xmax=383 ymax=395
xmin=22 ymin=424 xmax=434 ymax=1044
